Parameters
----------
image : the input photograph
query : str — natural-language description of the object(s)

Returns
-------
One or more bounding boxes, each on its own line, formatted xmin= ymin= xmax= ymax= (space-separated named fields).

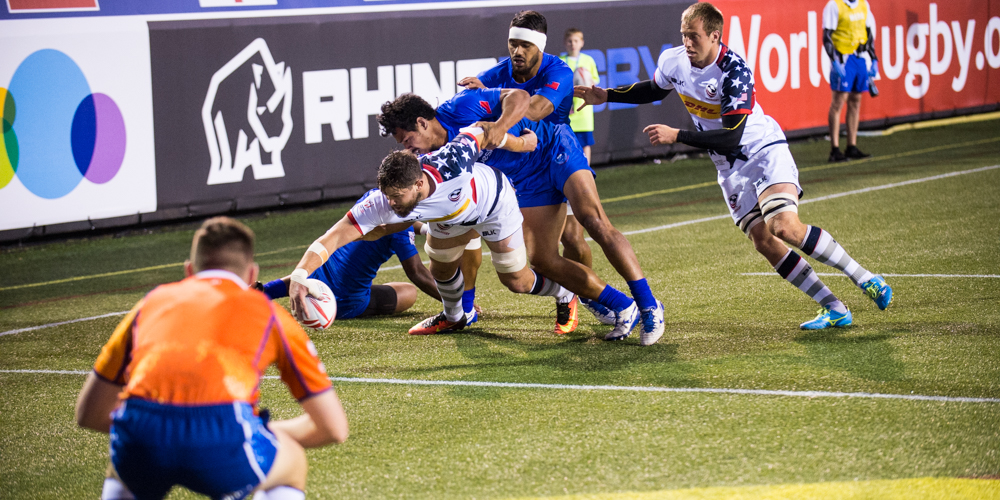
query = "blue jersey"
xmin=311 ymin=190 xmax=419 ymax=318
xmin=434 ymin=88 xmax=592 ymax=208
xmin=477 ymin=53 xmax=574 ymax=125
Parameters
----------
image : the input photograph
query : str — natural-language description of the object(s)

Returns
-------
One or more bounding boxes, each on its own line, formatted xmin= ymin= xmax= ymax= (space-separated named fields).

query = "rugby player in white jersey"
xmin=287 ymin=127 xmax=576 ymax=335
xmin=574 ymin=2 xmax=893 ymax=329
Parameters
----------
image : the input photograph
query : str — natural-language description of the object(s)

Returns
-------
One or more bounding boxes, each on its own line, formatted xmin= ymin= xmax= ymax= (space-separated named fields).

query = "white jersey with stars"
xmin=347 ymin=133 xmax=507 ymax=235
xmin=654 ymin=44 xmax=787 ymax=170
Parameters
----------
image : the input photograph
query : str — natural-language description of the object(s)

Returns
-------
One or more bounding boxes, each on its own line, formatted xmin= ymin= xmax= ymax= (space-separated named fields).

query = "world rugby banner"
xmin=709 ymin=0 xmax=1000 ymax=131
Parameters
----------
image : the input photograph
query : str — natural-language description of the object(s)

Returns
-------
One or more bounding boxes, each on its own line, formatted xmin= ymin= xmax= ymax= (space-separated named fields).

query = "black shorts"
xmin=358 ymin=284 xmax=397 ymax=317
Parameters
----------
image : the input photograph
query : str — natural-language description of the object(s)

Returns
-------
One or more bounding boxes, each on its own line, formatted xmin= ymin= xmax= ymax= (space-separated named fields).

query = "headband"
xmin=508 ymin=27 xmax=547 ymax=53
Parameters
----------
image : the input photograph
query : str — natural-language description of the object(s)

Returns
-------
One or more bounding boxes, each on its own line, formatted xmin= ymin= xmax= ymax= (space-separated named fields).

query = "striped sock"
xmin=798 ymin=226 xmax=875 ymax=288
xmin=529 ymin=271 xmax=574 ymax=302
xmin=775 ymin=249 xmax=847 ymax=313
xmin=436 ymin=269 xmax=465 ymax=322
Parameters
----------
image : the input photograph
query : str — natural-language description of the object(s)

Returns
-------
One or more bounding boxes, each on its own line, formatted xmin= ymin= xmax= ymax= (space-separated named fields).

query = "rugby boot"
xmin=861 ymin=275 xmax=893 ymax=310
xmin=554 ymin=295 xmax=580 ymax=335
xmin=604 ymin=302 xmax=640 ymax=341
xmin=844 ymin=145 xmax=871 ymax=159
xmin=828 ymin=147 xmax=848 ymax=163
xmin=465 ymin=308 xmax=479 ymax=326
xmin=409 ymin=312 xmax=467 ymax=335
xmin=800 ymin=305 xmax=853 ymax=330
xmin=579 ymin=297 xmax=617 ymax=325
xmin=639 ymin=300 xmax=666 ymax=346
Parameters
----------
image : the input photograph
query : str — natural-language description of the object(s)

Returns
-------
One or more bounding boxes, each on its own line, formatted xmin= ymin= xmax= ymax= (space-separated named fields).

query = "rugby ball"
xmin=301 ymin=279 xmax=337 ymax=329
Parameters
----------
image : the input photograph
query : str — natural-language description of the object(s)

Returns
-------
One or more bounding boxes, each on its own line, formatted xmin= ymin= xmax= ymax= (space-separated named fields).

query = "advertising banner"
xmin=0 ymin=17 xmax=157 ymax=232
xmin=711 ymin=0 xmax=1000 ymax=131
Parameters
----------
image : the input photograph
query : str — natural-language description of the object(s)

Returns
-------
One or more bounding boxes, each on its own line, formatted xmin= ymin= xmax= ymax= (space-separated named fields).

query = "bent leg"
xmin=521 ymin=203 xmax=606 ymax=299
xmin=563 ymin=170 xmax=644 ymax=282
xmin=256 ymin=428 xmax=308 ymax=493
xmin=561 ymin=212 xmax=593 ymax=268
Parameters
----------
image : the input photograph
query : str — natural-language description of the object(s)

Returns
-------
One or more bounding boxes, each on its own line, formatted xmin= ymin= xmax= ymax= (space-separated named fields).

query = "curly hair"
xmin=377 ymin=150 xmax=423 ymax=192
xmin=511 ymin=10 xmax=547 ymax=34
xmin=377 ymin=94 xmax=436 ymax=137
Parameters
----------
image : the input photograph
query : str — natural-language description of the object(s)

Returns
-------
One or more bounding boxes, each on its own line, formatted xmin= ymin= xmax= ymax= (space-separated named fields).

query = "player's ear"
xmin=416 ymin=117 xmax=428 ymax=131
xmin=245 ymin=262 xmax=259 ymax=286
xmin=183 ymin=260 xmax=194 ymax=277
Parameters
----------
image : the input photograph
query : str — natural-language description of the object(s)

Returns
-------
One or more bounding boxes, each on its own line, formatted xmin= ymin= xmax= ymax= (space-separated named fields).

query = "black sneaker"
xmin=409 ymin=312 xmax=467 ymax=335
xmin=844 ymin=145 xmax=871 ymax=159
xmin=829 ymin=147 xmax=848 ymax=163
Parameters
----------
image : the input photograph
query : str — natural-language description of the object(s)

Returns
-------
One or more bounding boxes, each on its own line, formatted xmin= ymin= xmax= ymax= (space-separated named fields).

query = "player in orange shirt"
xmin=75 ymin=217 xmax=348 ymax=500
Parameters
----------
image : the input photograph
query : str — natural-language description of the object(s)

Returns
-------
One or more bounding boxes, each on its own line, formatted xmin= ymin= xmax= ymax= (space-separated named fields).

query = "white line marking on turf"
xmin=2 ymin=369 xmax=997 ymax=404
xmin=0 ymin=311 xmax=130 ymax=337
xmin=741 ymin=273 xmax=1000 ymax=278
xmin=5 ymin=165 xmax=999 ymax=336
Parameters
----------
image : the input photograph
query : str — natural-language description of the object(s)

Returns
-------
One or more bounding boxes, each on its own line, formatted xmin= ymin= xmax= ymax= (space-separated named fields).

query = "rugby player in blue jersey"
xmin=255 ymin=190 xmax=451 ymax=322
xmin=378 ymin=88 xmax=667 ymax=345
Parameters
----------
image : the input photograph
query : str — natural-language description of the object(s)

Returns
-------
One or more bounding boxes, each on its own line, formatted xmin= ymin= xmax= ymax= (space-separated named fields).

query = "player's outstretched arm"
xmin=401 ymin=253 xmax=441 ymax=301
xmin=269 ymin=390 xmax=349 ymax=447
xmin=288 ymin=215 xmax=362 ymax=320
xmin=477 ymin=88 xmax=531 ymax=149
xmin=75 ymin=373 xmax=123 ymax=433
xmin=524 ymin=94 xmax=555 ymax=122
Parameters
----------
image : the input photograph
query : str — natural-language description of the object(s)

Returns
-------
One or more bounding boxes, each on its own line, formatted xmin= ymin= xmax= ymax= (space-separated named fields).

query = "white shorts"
xmin=718 ymin=142 xmax=801 ymax=225
xmin=427 ymin=173 xmax=523 ymax=244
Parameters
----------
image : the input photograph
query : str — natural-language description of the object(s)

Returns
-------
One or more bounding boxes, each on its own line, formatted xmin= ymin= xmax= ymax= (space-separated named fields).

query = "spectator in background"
xmin=824 ymin=0 xmax=878 ymax=162
xmin=560 ymin=28 xmax=600 ymax=165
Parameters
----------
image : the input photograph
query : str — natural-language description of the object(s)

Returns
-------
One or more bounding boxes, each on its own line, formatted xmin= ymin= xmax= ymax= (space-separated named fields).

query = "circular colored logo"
xmin=1 ymin=49 xmax=126 ymax=199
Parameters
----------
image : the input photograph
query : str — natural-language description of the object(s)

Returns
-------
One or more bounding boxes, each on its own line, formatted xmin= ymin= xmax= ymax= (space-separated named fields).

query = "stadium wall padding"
xmin=1 ymin=0 xmax=998 ymax=242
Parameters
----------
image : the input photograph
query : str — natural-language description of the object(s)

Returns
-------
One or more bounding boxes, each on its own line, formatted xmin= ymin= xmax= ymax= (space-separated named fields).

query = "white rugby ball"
xmin=301 ymin=279 xmax=337 ymax=329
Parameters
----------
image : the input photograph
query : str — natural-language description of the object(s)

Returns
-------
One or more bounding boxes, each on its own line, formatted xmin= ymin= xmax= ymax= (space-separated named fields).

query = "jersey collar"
xmin=195 ymin=269 xmax=249 ymax=289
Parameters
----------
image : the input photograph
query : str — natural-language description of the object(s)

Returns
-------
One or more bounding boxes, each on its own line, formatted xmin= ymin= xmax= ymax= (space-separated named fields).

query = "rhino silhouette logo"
xmin=202 ymin=38 xmax=292 ymax=185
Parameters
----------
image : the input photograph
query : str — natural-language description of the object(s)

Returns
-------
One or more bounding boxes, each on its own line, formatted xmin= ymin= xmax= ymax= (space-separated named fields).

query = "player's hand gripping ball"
xmin=301 ymin=279 xmax=337 ymax=329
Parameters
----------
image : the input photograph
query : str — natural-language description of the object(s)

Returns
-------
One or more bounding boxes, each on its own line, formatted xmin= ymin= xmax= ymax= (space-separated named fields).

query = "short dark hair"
xmin=377 ymin=94 xmax=436 ymax=137
xmin=377 ymin=150 xmax=423 ymax=192
xmin=682 ymin=2 xmax=724 ymax=38
xmin=190 ymin=217 xmax=254 ymax=274
xmin=564 ymin=28 xmax=583 ymax=40
xmin=510 ymin=10 xmax=547 ymax=34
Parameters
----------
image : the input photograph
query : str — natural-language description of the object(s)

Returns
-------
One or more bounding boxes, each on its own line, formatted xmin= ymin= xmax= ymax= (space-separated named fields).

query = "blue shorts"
xmin=110 ymin=398 xmax=278 ymax=500
xmin=309 ymin=264 xmax=370 ymax=319
xmin=513 ymin=124 xmax=595 ymax=208
xmin=574 ymin=131 xmax=594 ymax=147
xmin=830 ymin=54 xmax=869 ymax=93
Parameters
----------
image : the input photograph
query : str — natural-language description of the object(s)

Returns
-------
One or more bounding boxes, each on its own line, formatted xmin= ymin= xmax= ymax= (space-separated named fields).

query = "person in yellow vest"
xmin=559 ymin=28 xmax=601 ymax=271
xmin=824 ymin=0 xmax=878 ymax=162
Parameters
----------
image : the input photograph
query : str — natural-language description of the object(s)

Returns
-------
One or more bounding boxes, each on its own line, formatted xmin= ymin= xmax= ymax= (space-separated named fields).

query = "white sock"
xmin=774 ymin=249 xmax=844 ymax=312
xmin=263 ymin=486 xmax=305 ymax=500
xmin=102 ymin=478 xmax=135 ymax=500
xmin=528 ymin=270 xmax=574 ymax=302
xmin=435 ymin=269 xmax=465 ymax=322
xmin=798 ymin=226 xmax=875 ymax=287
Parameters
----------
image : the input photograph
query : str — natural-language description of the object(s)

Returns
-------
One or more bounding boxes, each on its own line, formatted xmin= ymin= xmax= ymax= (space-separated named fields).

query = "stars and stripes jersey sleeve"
xmin=419 ymin=132 xmax=481 ymax=182
xmin=269 ymin=305 xmax=333 ymax=401
xmin=93 ymin=299 xmax=144 ymax=385
xmin=719 ymin=51 xmax=755 ymax=116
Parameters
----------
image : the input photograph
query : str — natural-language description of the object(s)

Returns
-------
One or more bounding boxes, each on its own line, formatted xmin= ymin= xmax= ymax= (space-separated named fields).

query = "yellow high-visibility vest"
xmin=831 ymin=0 xmax=869 ymax=55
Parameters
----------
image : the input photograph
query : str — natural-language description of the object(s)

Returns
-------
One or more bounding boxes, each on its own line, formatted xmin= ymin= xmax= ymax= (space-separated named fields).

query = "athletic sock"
xmin=528 ymin=270 xmax=574 ymax=302
xmin=798 ymin=225 xmax=875 ymax=288
xmin=101 ymin=478 xmax=135 ymax=500
xmin=260 ymin=486 xmax=305 ymax=500
xmin=263 ymin=279 xmax=288 ymax=300
xmin=597 ymin=285 xmax=634 ymax=313
xmin=627 ymin=278 xmax=656 ymax=310
xmin=436 ymin=269 xmax=465 ymax=322
xmin=462 ymin=288 xmax=476 ymax=315
xmin=774 ymin=249 xmax=846 ymax=313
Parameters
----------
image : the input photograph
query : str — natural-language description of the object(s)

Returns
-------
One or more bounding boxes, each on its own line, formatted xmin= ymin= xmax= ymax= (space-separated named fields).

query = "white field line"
xmin=741 ymin=273 xmax=1000 ymax=278
xmin=2 ymin=369 xmax=997 ymax=404
xmin=4 ymin=165 xmax=998 ymax=338
xmin=0 ymin=311 xmax=130 ymax=337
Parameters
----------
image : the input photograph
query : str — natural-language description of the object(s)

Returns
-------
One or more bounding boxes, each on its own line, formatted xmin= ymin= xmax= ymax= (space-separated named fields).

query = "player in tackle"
xmin=287 ymin=127 xmax=576 ymax=335
xmin=574 ymin=2 xmax=893 ymax=329
xmin=75 ymin=217 xmax=348 ymax=499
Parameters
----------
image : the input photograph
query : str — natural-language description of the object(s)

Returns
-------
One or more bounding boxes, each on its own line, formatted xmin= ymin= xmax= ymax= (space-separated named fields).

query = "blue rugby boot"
xmin=605 ymin=302 xmax=640 ymax=341
xmin=861 ymin=275 xmax=893 ymax=310
xmin=639 ymin=300 xmax=665 ymax=346
xmin=800 ymin=306 xmax=853 ymax=330
xmin=580 ymin=297 xmax=616 ymax=325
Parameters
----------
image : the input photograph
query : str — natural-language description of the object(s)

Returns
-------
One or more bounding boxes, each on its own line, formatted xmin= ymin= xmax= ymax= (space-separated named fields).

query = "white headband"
xmin=509 ymin=27 xmax=547 ymax=53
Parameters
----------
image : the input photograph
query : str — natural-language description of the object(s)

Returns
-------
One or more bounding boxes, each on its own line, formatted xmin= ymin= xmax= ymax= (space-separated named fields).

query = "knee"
xmin=500 ymin=273 xmax=532 ymax=294
xmin=767 ymin=218 xmax=800 ymax=245
xmin=577 ymin=214 xmax=613 ymax=242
